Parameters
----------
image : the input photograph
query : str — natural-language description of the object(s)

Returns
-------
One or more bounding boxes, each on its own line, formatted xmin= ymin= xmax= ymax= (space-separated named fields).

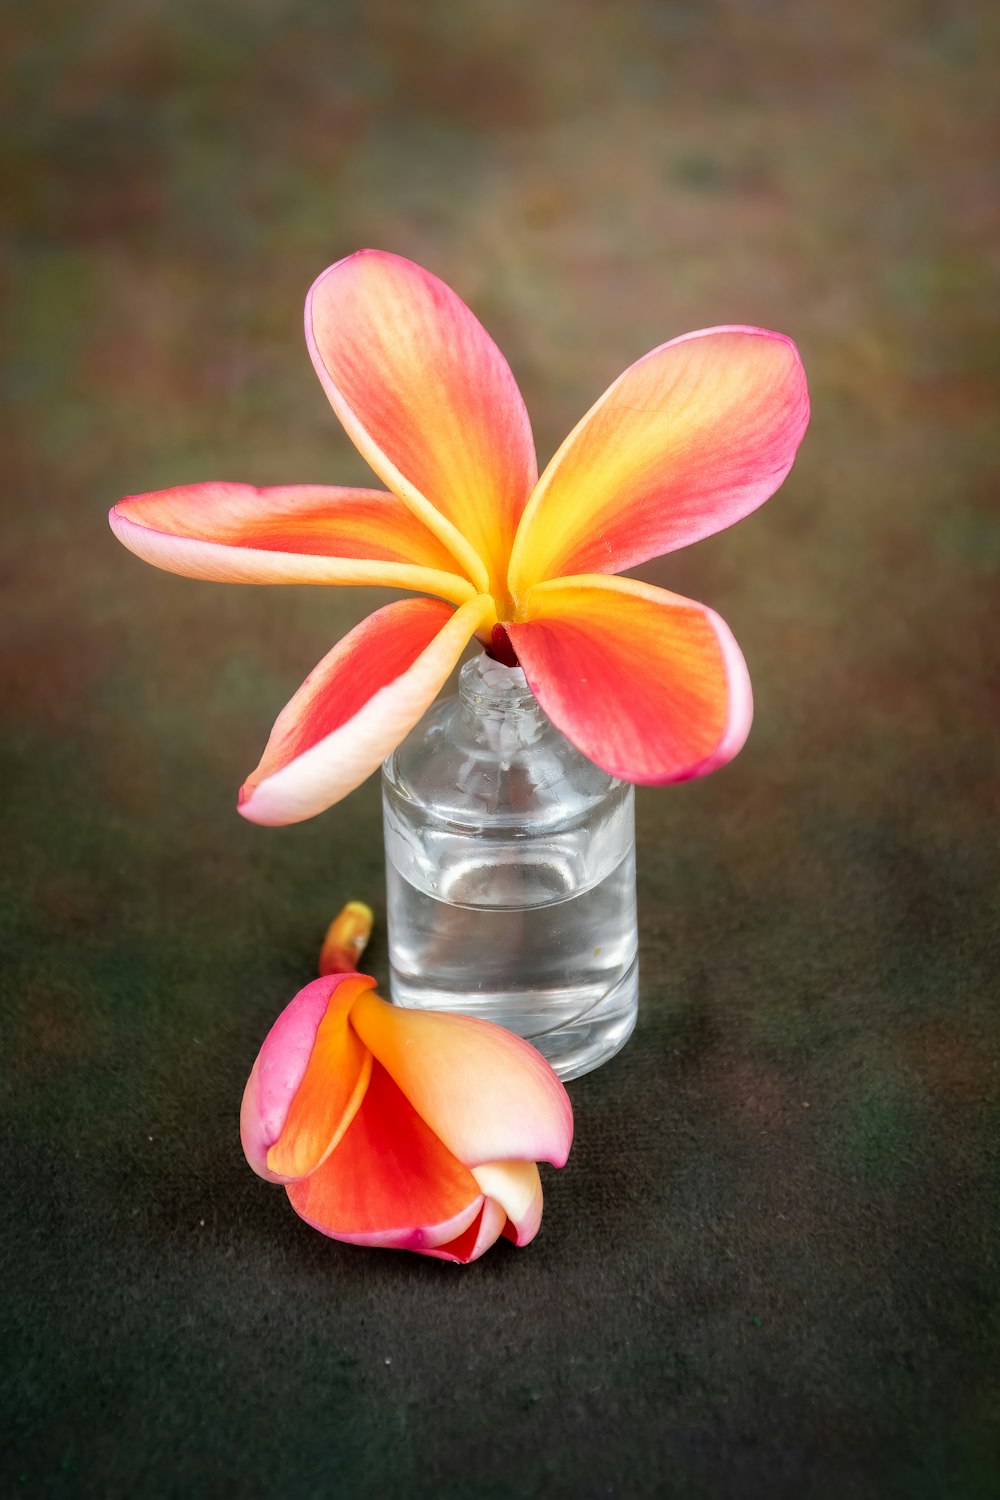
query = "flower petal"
xmin=285 ymin=1059 xmax=484 ymax=1251
xmin=420 ymin=1197 xmax=507 ymax=1264
xmin=239 ymin=593 xmax=496 ymax=826
xmin=473 ymin=1161 xmax=544 ymax=1248
xmin=109 ymin=483 xmax=476 ymax=606
xmin=506 ymin=574 xmax=753 ymax=783
xmin=240 ymin=973 xmax=376 ymax=1183
xmin=306 ymin=250 xmax=537 ymax=599
xmin=508 ymin=326 xmax=809 ymax=595
xmin=349 ymin=989 xmax=574 ymax=1169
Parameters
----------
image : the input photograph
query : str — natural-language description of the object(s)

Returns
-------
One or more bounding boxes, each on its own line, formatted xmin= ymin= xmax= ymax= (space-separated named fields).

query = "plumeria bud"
xmin=240 ymin=973 xmax=574 ymax=1263
xmin=319 ymin=900 xmax=374 ymax=976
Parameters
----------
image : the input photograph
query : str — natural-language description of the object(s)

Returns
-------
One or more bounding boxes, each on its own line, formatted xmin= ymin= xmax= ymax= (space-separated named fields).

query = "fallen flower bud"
xmin=240 ymin=973 xmax=574 ymax=1263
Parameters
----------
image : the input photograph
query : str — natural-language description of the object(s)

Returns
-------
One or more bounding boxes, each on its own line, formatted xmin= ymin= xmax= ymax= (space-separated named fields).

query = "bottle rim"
xmin=458 ymin=652 xmax=538 ymax=714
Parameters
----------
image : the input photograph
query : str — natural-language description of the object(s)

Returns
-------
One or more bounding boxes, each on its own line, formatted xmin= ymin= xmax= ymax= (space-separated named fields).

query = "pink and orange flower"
xmin=109 ymin=249 xmax=809 ymax=825
xmin=241 ymin=970 xmax=574 ymax=1263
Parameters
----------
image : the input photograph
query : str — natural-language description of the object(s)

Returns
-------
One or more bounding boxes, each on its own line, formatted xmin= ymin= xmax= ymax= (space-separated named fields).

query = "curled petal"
xmin=239 ymin=593 xmax=496 ymax=825
xmin=110 ymin=483 xmax=476 ymax=606
xmin=240 ymin=973 xmax=376 ymax=1183
xmin=349 ymin=989 xmax=574 ymax=1169
xmin=473 ymin=1160 xmax=544 ymax=1248
xmin=507 ymin=574 xmax=752 ymax=783
xmin=306 ymin=250 xmax=538 ymax=598
xmin=508 ymin=326 xmax=809 ymax=594
xmin=421 ymin=1198 xmax=507 ymax=1264
xmin=285 ymin=1060 xmax=484 ymax=1251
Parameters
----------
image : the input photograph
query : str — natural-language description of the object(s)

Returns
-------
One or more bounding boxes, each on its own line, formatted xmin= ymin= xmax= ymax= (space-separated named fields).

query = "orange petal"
xmin=349 ymin=989 xmax=574 ymax=1169
xmin=508 ymin=326 xmax=809 ymax=595
xmin=239 ymin=593 xmax=496 ymax=825
xmin=109 ymin=483 xmax=476 ymax=606
xmin=285 ymin=1060 xmax=484 ymax=1251
xmin=506 ymin=574 xmax=752 ymax=783
xmin=319 ymin=901 xmax=374 ymax=977
xmin=240 ymin=973 xmax=376 ymax=1183
xmin=306 ymin=250 xmax=537 ymax=601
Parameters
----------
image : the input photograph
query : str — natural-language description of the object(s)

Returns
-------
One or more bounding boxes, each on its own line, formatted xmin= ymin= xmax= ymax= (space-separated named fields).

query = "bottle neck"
xmin=383 ymin=648 xmax=627 ymax=824
xmin=455 ymin=654 xmax=546 ymax=752
xmin=457 ymin=654 xmax=540 ymax=716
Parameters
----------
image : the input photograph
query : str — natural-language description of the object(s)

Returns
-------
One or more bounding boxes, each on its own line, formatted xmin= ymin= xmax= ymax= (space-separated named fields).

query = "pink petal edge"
xmin=240 ymin=972 xmax=376 ymax=1183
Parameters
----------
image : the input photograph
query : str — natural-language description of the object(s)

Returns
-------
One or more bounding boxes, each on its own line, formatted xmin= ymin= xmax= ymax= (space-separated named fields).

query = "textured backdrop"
xmin=3 ymin=2 xmax=999 ymax=1496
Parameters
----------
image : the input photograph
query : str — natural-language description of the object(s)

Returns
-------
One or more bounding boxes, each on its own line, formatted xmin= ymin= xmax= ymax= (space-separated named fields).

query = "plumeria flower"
xmin=241 ymin=968 xmax=574 ymax=1263
xmin=110 ymin=250 xmax=809 ymax=825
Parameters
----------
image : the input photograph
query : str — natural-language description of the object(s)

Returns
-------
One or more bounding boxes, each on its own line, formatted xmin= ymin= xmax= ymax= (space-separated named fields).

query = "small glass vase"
xmin=382 ymin=653 xmax=639 ymax=1080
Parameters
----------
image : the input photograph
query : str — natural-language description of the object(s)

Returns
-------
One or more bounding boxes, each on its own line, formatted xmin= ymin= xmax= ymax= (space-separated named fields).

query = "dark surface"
xmin=3 ymin=3 xmax=999 ymax=1497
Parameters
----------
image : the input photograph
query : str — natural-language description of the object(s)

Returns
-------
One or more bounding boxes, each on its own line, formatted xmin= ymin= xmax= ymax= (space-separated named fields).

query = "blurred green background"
xmin=3 ymin=2 xmax=998 ymax=1497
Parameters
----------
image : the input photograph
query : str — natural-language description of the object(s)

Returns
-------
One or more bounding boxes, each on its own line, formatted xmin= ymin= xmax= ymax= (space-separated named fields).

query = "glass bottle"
xmin=382 ymin=653 xmax=638 ymax=1080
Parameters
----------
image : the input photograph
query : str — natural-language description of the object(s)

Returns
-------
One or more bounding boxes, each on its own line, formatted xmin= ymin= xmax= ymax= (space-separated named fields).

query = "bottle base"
xmin=388 ymin=953 xmax=639 ymax=1082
